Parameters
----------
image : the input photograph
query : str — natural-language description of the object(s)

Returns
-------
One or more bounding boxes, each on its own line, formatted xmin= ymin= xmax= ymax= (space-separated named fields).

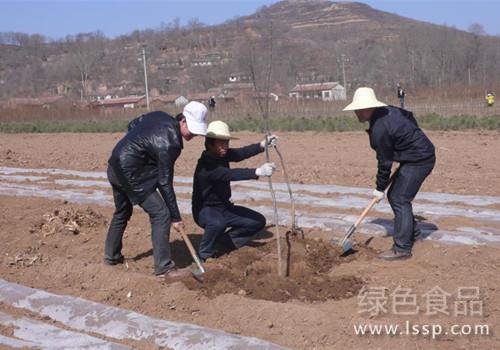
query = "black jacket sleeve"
xmin=208 ymin=167 xmax=258 ymax=182
xmin=370 ymin=121 xmax=394 ymax=191
xmin=375 ymin=159 xmax=393 ymax=191
xmin=156 ymin=147 xmax=182 ymax=222
xmin=226 ymin=143 xmax=263 ymax=162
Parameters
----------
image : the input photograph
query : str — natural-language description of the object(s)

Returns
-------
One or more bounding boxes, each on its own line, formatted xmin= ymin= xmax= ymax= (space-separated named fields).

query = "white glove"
xmin=260 ymin=134 xmax=278 ymax=149
xmin=373 ymin=189 xmax=385 ymax=202
xmin=256 ymin=162 xmax=276 ymax=177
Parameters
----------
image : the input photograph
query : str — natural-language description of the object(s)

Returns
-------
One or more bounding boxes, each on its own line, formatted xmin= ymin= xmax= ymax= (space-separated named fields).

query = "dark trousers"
xmin=104 ymin=167 xmax=174 ymax=275
xmin=195 ymin=205 xmax=266 ymax=260
xmin=387 ymin=159 xmax=435 ymax=253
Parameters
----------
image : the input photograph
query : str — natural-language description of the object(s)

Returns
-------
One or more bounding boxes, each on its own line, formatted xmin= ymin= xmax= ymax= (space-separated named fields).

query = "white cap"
xmin=206 ymin=121 xmax=239 ymax=140
xmin=183 ymin=101 xmax=208 ymax=136
xmin=343 ymin=87 xmax=387 ymax=111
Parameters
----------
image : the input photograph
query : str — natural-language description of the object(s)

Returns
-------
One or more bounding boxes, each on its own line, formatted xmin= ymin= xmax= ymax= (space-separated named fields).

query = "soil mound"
xmin=183 ymin=236 xmax=372 ymax=302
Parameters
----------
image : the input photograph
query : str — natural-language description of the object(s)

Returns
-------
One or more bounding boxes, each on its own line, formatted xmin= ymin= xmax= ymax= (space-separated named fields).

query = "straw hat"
xmin=206 ymin=121 xmax=239 ymax=140
xmin=343 ymin=87 xmax=387 ymax=111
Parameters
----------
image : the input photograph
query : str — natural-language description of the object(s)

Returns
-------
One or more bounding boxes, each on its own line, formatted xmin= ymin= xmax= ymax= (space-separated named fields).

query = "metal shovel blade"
xmin=340 ymin=224 xmax=356 ymax=254
xmin=342 ymin=239 xmax=354 ymax=253
xmin=190 ymin=264 xmax=206 ymax=283
xmin=342 ymin=239 xmax=354 ymax=254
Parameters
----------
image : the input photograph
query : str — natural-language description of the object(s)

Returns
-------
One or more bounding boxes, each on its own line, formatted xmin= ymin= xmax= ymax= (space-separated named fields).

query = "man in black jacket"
xmin=104 ymin=101 xmax=208 ymax=276
xmin=344 ymin=87 xmax=435 ymax=260
xmin=192 ymin=121 xmax=277 ymax=261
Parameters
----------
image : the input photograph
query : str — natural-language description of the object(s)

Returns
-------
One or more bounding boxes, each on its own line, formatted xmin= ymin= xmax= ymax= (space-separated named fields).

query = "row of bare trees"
xmin=0 ymin=14 xmax=499 ymax=101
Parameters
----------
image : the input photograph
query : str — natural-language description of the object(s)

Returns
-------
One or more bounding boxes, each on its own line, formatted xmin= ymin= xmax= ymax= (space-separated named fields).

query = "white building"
xmin=289 ymin=82 xmax=346 ymax=101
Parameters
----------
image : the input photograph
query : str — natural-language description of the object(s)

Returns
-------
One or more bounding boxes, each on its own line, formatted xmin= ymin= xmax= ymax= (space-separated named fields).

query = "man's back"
xmin=369 ymin=106 xmax=435 ymax=164
xmin=112 ymin=112 xmax=180 ymax=162
xmin=108 ymin=111 xmax=182 ymax=204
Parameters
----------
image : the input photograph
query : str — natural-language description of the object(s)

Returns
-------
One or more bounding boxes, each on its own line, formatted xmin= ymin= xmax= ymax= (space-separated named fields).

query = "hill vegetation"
xmin=1 ymin=0 xmax=499 ymax=101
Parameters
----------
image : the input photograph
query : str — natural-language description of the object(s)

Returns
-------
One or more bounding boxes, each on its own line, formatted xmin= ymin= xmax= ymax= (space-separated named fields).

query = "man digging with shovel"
xmin=343 ymin=87 xmax=436 ymax=260
xmin=104 ymin=101 xmax=208 ymax=278
xmin=192 ymin=121 xmax=277 ymax=262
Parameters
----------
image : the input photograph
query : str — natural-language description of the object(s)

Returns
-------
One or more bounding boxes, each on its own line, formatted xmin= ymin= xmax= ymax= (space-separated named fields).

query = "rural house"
xmin=91 ymin=95 xmax=146 ymax=110
xmin=288 ymin=82 xmax=346 ymax=101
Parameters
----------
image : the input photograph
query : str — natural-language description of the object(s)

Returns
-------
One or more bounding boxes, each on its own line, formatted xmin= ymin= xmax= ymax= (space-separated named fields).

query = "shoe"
xmin=378 ymin=249 xmax=412 ymax=261
xmin=156 ymin=267 xmax=191 ymax=280
xmin=201 ymin=257 xmax=217 ymax=264
xmin=104 ymin=256 xmax=124 ymax=266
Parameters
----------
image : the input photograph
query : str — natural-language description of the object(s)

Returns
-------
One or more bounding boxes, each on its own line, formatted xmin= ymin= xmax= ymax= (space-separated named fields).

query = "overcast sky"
xmin=0 ymin=0 xmax=498 ymax=40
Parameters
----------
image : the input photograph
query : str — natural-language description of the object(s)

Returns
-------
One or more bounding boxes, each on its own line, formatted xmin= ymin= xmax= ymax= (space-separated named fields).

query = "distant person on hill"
xmin=486 ymin=92 xmax=495 ymax=107
xmin=104 ymin=101 xmax=208 ymax=278
xmin=208 ymin=96 xmax=216 ymax=111
xmin=343 ymin=87 xmax=435 ymax=261
xmin=397 ymin=83 xmax=406 ymax=109
xmin=192 ymin=121 xmax=277 ymax=261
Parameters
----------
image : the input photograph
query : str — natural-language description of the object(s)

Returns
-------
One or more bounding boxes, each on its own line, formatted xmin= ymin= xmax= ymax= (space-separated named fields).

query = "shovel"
xmin=340 ymin=196 xmax=380 ymax=254
xmin=178 ymin=227 xmax=206 ymax=280
xmin=339 ymin=168 xmax=399 ymax=254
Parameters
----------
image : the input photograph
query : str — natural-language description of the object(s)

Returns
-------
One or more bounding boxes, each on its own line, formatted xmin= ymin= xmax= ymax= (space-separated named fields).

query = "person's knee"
xmin=114 ymin=204 xmax=133 ymax=222
xmin=388 ymin=190 xmax=401 ymax=204
xmin=149 ymin=205 xmax=169 ymax=225
xmin=249 ymin=212 xmax=266 ymax=232
xmin=205 ymin=219 xmax=227 ymax=235
xmin=243 ymin=212 xmax=266 ymax=233
xmin=388 ymin=194 xmax=411 ymax=211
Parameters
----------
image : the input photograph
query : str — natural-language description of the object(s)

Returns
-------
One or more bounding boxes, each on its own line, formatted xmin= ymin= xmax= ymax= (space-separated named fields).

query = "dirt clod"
xmin=32 ymin=205 xmax=107 ymax=236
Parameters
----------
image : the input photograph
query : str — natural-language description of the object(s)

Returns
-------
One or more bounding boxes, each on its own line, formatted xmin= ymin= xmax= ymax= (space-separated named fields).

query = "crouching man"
xmin=343 ymin=87 xmax=436 ymax=260
xmin=192 ymin=121 xmax=277 ymax=261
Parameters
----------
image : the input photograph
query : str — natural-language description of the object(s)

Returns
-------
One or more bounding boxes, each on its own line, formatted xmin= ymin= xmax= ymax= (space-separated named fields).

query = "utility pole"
xmin=142 ymin=46 xmax=150 ymax=111
xmin=341 ymin=54 xmax=347 ymax=92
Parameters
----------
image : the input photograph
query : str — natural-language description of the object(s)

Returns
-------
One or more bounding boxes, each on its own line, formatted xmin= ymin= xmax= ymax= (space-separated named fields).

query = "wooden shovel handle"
xmin=353 ymin=197 xmax=379 ymax=228
xmin=178 ymin=227 xmax=205 ymax=273
xmin=353 ymin=166 xmax=400 ymax=228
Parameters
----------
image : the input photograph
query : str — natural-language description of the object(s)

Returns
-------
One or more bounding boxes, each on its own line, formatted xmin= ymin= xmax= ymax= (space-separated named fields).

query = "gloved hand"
xmin=260 ymin=134 xmax=278 ymax=149
xmin=255 ymin=162 xmax=276 ymax=177
xmin=373 ymin=189 xmax=385 ymax=202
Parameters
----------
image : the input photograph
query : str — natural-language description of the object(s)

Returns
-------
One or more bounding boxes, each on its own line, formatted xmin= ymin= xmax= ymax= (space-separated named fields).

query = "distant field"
xmin=0 ymin=113 xmax=499 ymax=133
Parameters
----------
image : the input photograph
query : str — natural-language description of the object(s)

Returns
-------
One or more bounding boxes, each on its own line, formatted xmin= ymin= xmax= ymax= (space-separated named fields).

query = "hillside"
xmin=0 ymin=0 xmax=498 ymax=100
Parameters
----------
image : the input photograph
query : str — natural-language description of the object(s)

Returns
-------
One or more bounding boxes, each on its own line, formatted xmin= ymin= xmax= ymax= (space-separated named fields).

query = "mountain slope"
xmin=0 ymin=0 xmax=497 ymax=100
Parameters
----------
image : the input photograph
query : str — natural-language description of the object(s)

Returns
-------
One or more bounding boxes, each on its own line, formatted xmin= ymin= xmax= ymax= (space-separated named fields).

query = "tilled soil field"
xmin=0 ymin=131 xmax=499 ymax=349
